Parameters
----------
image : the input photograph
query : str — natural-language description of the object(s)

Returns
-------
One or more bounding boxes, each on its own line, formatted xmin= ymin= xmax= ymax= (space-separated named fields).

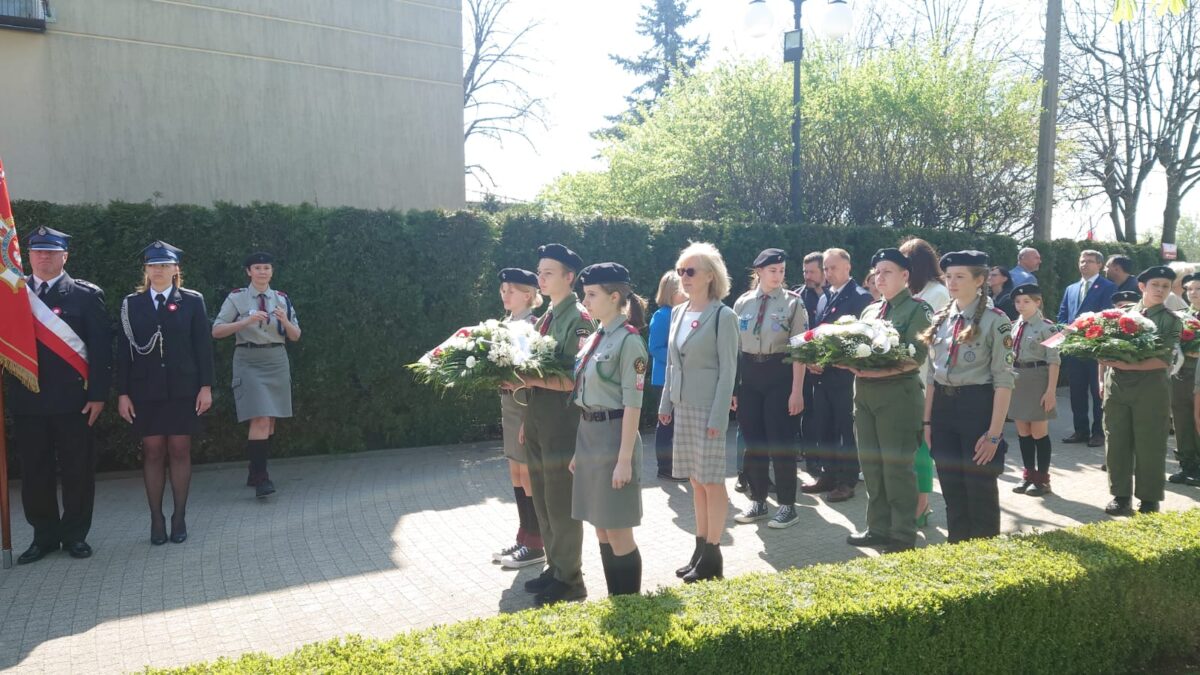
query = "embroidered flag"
xmin=0 ymin=157 xmax=39 ymax=392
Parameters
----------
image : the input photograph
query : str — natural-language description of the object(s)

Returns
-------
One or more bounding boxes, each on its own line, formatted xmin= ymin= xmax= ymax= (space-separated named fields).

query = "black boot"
xmin=599 ymin=542 xmax=617 ymax=596
xmin=675 ymin=536 xmax=704 ymax=578
xmin=611 ymin=548 xmax=642 ymax=596
xmin=683 ymin=543 xmax=722 ymax=584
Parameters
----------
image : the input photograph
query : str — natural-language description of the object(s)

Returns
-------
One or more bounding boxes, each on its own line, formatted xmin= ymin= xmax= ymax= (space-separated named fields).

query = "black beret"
xmin=141 ymin=240 xmax=183 ymax=264
xmin=578 ymin=262 xmax=631 ymax=286
xmin=498 ymin=267 xmax=538 ymax=287
xmin=1112 ymin=290 xmax=1142 ymax=304
xmin=939 ymin=250 xmax=989 ymax=269
xmin=752 ymin=248 xmax=787 ymax=268
xmin=1011 ymin=283 xmax=1041 ymax=298
xmin=537 ymin=243 xmax=583 ymax=272
xmin=1182 ymin=273 xmax=1200 ymax=286
xmin=27 ymin=226 xmax=70 ymax=251
xmin=870 ymin=248 xmax=910 ymax=270
xmin=1137 ymin=265 xmax=1176 ymax=283
xmin=243 ymin=251 xmax=274 ymax=267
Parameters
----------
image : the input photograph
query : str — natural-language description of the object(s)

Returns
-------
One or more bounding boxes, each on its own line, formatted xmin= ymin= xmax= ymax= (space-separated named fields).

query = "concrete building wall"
xmin=0 ymin=0 xmax=465 ymax=210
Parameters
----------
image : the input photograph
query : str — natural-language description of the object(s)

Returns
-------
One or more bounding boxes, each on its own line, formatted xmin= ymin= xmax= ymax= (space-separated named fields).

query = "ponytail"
xmin=602 ymin=282 xmax=647 ymax=329
xmin=958 ymin=286 xmax=988 ymax=344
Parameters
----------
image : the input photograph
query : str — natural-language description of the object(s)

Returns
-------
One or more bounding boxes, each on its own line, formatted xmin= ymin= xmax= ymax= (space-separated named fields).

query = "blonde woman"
xmin=648 ymin=270 xmax=688 ymax=481
xmin=493 ymin=268 xmax=546 ymax=569
xmin=659 ymin=242 xmax=739 ymax=583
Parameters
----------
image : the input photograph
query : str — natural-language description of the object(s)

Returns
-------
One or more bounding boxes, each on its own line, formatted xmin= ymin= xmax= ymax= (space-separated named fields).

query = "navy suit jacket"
xmin=1058 ymin=276 xmax=1117 ymax=324
xmin=813 ymin=280 xmax=873 ymax=386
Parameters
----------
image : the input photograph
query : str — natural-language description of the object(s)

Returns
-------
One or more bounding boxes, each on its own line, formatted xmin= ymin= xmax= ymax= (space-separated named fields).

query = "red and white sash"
xmin=26 ymin=286 xmax=89 ymax=381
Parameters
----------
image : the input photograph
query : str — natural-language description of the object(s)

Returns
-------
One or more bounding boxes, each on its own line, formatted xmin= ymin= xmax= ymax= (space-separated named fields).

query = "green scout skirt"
xmin=572 ymin=413 xmax=642 ymax=529
xmin=232 ymin=344 xmax=293 ymax=422
xmin=499 ymin=389 xmax=530 ymax=463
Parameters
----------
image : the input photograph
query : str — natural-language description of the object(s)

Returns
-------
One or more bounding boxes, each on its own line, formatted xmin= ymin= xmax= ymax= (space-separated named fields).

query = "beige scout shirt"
xmin=927 ymin=297 xmax=1015 ymax=389
xmin=732 ymin=286 xmax=807 ymax=355
xmin=213 ymin=286 xmax=298 ymax=345
xmin=573 ymin=315 xmax=649 ymax=411
xmin=1011 ymin=311 xmax=1061 ymax=366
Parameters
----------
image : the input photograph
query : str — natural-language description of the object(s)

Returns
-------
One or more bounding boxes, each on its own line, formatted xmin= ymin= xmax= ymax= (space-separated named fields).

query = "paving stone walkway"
xmin=1 ymin=391 xmax=1198 ymax=673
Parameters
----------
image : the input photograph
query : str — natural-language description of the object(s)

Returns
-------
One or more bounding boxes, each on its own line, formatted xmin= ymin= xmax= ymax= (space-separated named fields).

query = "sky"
xmin=463 ymin=0 xmax=1199 ymax=242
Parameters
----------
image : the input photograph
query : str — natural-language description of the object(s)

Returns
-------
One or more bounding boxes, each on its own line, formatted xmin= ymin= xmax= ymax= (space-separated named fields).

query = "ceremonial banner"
xmin=0 ymin=157 xmax=38 ymax=392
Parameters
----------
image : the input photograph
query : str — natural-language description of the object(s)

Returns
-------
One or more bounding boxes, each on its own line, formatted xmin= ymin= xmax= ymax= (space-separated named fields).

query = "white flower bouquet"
xmin=408 ymin=319 xmax=567 ymax=393
xmin=787 ymin=316 xmax=917 ymax=369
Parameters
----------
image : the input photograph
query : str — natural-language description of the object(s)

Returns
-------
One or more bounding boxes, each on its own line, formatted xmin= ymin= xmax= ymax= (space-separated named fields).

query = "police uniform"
xmin=1169 ymin=273 xmax=1200 ymax=485
xmin=116 ymin=242 xmax=216 ymax=438
xmin=523 ymin=244 xmax=595 ymax=605
xmin=732 ymin=249 xmax=807 ymax=525
xmin=1103 ymin=266 xmax=1182 ymax=514
xmin=5 ymin=227 xmax=111 ymax=563
xmin=849 ymin=249 xmax=932 ymax=550
xmin=926 ymin=251 xmax=1015 ymax=543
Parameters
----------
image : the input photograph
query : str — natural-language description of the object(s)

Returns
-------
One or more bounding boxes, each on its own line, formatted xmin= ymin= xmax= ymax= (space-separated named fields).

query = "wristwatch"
xmin=986 ymin=434 xmax=1003 ymax=444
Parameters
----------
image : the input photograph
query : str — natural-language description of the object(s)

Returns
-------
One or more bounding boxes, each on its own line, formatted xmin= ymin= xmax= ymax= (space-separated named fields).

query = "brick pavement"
xmin=0 ymin=391 xmax=1197 ymax=673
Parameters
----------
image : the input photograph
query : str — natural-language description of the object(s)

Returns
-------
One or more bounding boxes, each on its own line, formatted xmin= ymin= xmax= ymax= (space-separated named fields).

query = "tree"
xmin=463 ymin=0 xmax=545 ymax=186
xmin=1113 ymin=0 xmax=1189 ymax=22
xmin=1154 ymin=4 xmax=1200 ymax=245
xmin=596 ymin=0 xmax=709 ymax=139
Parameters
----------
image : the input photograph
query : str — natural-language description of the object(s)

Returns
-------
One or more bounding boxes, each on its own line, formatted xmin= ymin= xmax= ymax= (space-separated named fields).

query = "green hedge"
xmin=5 ymin=200 xmax=1159 ymax=468
xmin=154 ymin=510 xmax=1200 ymax=674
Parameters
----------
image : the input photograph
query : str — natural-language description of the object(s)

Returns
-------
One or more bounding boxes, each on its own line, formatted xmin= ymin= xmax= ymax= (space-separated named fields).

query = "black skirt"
xmin=131 ymin=397 xmax=205 ymax=438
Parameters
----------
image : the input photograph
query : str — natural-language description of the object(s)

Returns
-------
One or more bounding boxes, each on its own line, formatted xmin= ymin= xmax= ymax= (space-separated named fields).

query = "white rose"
xmin=853 ymin=344 xmax=872 ymax=358
xmin=465 ymin=356 xmax=477 ymax=369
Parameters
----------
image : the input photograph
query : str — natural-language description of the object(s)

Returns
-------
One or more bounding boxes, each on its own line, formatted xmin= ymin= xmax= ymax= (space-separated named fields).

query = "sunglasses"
xmin=676 ymin=267 xmax=699 ymax=277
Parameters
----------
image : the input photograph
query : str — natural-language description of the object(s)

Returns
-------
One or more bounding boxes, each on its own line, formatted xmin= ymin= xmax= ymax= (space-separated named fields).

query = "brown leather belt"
xmin=236 ymin=343 xmax=284 ymax=349
xmin=1013 ymin=361 xmax=1048 ymax=369
xmin=934 ymin=383 xmax=991 ymax=396
xmin=741 ymin=352 xmax=786 ymax=363
xmin=581 ymin=409 xmax=624 ymax=422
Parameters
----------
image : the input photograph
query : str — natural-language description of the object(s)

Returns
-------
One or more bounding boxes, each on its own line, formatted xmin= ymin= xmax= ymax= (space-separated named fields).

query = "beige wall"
xmin=0 ymin=0 xmax=465 ymax=210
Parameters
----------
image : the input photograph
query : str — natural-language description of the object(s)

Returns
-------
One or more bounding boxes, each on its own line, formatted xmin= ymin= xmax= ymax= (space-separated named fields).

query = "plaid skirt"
xmin=671 ymin=404 xmax=728 ymax=484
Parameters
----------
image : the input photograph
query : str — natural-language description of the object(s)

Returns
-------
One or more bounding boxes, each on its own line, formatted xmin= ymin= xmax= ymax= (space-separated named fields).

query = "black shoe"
xmin=64 ymin=541 xmax=93 ymax=559
xmin=675 ymin=537 xmax=705 ymax=578
xmin=1101 ymin=463 xmax=1107 ymax=472
xmin=733 ymin=473 xmax=748 ymax=493
xmin=17 ymin=542 xmax=58 ymax=565
xmin=1062 ymin=432 xmax=1089 ymax=444
xmin=846 ymin=531 xmax=891 ymax=547
xmin=1168 ymin=471 xmax=1191 ymax=485
xmin=1137 ymin=501 xmax=1160 ymax=514
xmin=884 ymin=541 xmax=915 ymax=554
xmin=801 ymin=476 xmax=835 ymax=494
xmin=256 ymin=479 xmax=276 ymax=498
xmin=1012 ymin=480 xmax=1033 ymax=494
xmin=1026 ymin=482 xmax=1052 ymax=497
xmin=533 ymin=579 xmax=587 ymax=607
xmin=657 ymin=471 xmax=687 ymax=483
xmin=682 ymin=543 xmax=722 ymax=584
xmin=169 ymin=515 xmax=187 ymax=544
xmin=1087 ymin=433 xmax=1105 ymax=448
xmin=1186 ymin=475 xmax=1200 ymax=487
xmin=1104 ymin=497 xmax=1133 ymax=516
xmin=151 ymin=515 xmax=168 ymax=546
xmin=523 ymin=569 xmax=555 ymax=593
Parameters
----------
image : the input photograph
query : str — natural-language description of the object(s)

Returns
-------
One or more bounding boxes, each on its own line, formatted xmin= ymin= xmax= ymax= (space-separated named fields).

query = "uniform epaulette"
xmin=579 ymin=307 xmax=592 ymax=321
xmin=624 ymin=324 xmax=640 ymax=334
xmin=1042 ymin=318 xmax=1055 ymax=326
xmin=854 ymin=287 xmax=871 ymax=295
xmin=230 ymin=288 xmax=245 ymax=294
xmin=275 ymin=290 xmax=288 ymax=297
xmin=988 ymin=307 xmax=1007 ymax=317
xmin=178 ymin=287 xmax=204 ymax=298
xmin=123 ymin=291 xmax=141 ymax=300
xmin=74 ymin=278 xmax=102 ymax=291
xmin=784 ymin=288 xmax=801 ymax=298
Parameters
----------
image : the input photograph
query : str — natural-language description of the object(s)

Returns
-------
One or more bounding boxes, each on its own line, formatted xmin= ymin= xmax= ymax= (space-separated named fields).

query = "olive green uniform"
xmin=525 ymin=296 xmax=596 ymax=588
xmin=1172 ymin=310 xmax=1200 ymax=477
xmin=1103 ymin=302 xmax=1181 ymax=503
xmin=571 ymin=316 xmax=648 ymax=528
xmin=854 ymin=289 xmax=932 ymax=545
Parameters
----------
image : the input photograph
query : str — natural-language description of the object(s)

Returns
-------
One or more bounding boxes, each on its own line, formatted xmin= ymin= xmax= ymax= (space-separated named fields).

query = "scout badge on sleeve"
xmin=634 ymin=357 xmax=647 ymax=391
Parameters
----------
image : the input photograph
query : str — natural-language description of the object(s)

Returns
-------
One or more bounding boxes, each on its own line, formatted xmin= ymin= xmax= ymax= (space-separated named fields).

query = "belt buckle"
xmin=942 ymin=384 xmax=957 ymax=396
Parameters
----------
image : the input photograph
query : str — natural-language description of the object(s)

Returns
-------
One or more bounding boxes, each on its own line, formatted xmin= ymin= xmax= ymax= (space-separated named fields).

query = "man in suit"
xmin=1058 ymin=249 xmax=1116 ymax=448
xmin=1105 ymin=254 xmax=1140 ymax=294
xmin=4 ymin=227 xmax=111 ymax=564
xmin=793 ymin=252 xmax=826 ymax=476
xmin=800 ymin=248 xmax=873 ymax=502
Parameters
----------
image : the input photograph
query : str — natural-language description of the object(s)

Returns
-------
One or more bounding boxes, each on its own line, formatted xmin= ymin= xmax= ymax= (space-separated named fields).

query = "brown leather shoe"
xmin=800 ymin=476 xmax=834 ymax=494
xmin=826 ymin=485 xmax=855 ymax=502
xmin=1087 ymin=433 xmax=1105 ymax=448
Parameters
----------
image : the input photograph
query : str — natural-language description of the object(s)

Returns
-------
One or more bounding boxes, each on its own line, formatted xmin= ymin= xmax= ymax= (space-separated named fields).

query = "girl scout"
xmin=1008 ymin=284 xmax=1060 ymax=497
xmin=920 ymin=250 xmax=1014 ymax=543
xmin=731 ymin=248 xmax=806 ymax=529
xmin=493 ymin=268 xmax=546 ymax=570
xmin=843 ymin=248 xmax=931 ymax=553
xmin=116 ymin=241 xmax=215 ymax=545
xmin=212 ymin=252 xmax=301 ymax=498
xmin=570 ymin=263 xmax=649 ymax=596
xmin=1169 ymin=273 xmax=1200 ymax=487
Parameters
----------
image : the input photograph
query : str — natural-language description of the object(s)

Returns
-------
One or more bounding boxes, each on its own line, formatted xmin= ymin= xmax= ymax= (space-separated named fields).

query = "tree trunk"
xmin=1123 ymin=198 xmax=1138 ymax=243
xmin=1162 ymin=176 xmax=1183 ymax=249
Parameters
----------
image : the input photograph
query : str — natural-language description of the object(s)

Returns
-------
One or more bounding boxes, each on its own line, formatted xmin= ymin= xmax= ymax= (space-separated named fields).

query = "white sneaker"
xmin=501 ymin=545 xmax=547 ymax=569
xmin=492 ymin=542 xmax=521 ymax=563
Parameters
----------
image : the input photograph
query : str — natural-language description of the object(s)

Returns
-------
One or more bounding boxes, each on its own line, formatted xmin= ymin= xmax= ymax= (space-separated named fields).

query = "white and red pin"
xmin=167 ymin=303 xmax=178 ymax=312
xmin=690 ymin=319 xmax=699 ymax=329
xmin=51 ymin=307 xmax=62 ymax=315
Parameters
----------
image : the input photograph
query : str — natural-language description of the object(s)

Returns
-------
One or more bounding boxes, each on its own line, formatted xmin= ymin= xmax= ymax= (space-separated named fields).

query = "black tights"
xmin=143 ymin=435 xmax=193 ymax=530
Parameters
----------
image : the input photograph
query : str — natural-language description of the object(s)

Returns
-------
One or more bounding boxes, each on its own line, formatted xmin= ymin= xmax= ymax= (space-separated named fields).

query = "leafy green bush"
xmin=5 ymin=200 xmax=1158 ymax=468
xmin=154 ymin=510 xmax=1200 ymax=674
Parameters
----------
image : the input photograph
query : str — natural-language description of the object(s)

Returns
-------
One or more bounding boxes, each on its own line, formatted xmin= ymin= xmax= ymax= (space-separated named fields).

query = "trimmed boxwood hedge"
xmin=154 ymin=510 xmax=1200 ymax=674
xmin=5 ymin=200 xmax=1160 ymax=468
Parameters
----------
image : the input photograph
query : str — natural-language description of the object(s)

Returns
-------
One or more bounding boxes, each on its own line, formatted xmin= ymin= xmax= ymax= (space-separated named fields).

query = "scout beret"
xmin=1181 ymin=273 xmax=1200 ymax=286
xmin=27 ymin=226 xmax=70 ymax=251
xmin=1137 ymin=265 xmax=1175 ymax=283
xmin=939 ymin=250 xmax=989 ymax=269
xmin=752 ymin=248 xmax=787 ymax=268
xmin=1011 ymin=283 xmax=1041 ymax=298
xmin=537 ymin=243 xmax=583 ymax=272
xmin=141 ymin=240 xmax=183 ymax=265
xmin=578 ymin=262 xmax=631 ymax=286
xmin=498 ymin=267 xmax=538 ymax=287
xmin=243 ymin=251 xmax=274 ymax=268
xmin=1112 ymin=290 xmax=1142 ymax=304
xmin=870 ymin=248 xmax=910 ymax=270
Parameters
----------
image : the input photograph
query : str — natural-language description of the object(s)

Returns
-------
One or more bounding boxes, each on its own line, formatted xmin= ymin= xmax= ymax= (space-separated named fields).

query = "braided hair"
xmin=919 ymin=266 xmax=989 ymax=345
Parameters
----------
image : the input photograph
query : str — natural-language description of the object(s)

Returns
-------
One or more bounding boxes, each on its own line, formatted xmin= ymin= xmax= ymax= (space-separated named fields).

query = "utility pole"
xmin=1032 ymin=0 xmax=1062 ymax=241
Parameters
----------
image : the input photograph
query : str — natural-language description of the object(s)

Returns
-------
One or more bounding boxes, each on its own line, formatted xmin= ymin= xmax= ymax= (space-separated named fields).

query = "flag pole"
xmin=0 ymin=383 xmax=12 ymax=569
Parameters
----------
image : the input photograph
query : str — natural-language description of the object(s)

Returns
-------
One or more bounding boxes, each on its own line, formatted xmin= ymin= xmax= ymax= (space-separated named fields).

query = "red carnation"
xmin=1100 ymin=310 xmax=1122 ymax=319
xmin=432 ymin=348 xmax=443 ymax=357
xmin=1183 ymin=329 xmax=1195 ymax=342
xmin=1085 ymin=325 xmax=1104 ymax=339
xmin=455 ymin=328 xmax=471 ymax=337
xmin=803 ymin=329 xmax=816 ymax=341
xmin=1118 ymin=316 xmax=1139 ymax=335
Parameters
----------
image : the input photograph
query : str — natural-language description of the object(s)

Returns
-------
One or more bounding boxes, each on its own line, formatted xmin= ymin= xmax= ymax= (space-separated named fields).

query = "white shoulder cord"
xmin=121 ymin=296 xmax=163 ymax=359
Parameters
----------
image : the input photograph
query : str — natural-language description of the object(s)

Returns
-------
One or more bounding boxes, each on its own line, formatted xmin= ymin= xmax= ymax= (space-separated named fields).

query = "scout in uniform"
xmin=1169 ymin=273 xmax=1200 ymax=487
xmin=1112 ymin=290 xmax=1141 ymax=309
xmin=731 ymin=248 xmax=806 ymax=529
xmin=843 ymin=248 xmax=931 ymax=553
xmin=116 ymin=241 xmax=215 ymax=545
xmin=517 ymin=244 xmax=595 ymax=607
xmin=212 ymin=252 xmax=301 ymax=498
xmin=6 ymin=227 xmax=111 ymax=564
xmin=1100 ymin=266 xmax=1182 ymax=515
xmin=921 ymin=250 xmax=1014 ymax=543
xmin=1008 ymin=284 xmax=1061 ymax=497
xmin=571 ymin=263 xmax=650 ymax=596
xmin=493 ymin=268 xmax=546 ymax=569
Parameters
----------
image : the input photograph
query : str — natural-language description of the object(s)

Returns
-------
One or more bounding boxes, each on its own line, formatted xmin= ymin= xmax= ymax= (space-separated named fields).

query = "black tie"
xmin=38 ymin=281 xmax=50 ymax=299
xmin=155 ymin=293 xmax=167 ymax=313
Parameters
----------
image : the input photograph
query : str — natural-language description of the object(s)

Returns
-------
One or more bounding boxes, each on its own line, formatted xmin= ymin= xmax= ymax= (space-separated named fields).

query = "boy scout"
xmin=1100 ymin=266 xmax=1182 ymax=515
xmin=1170 ymin=274 xmax=1200 ymax=487
xmin=517 ymin=243 xmax=595 ymax=607
xmin=731 ymin=248 xmax=807 ymax=529
xmin=844 ymin=248 xmax=931 ymax=553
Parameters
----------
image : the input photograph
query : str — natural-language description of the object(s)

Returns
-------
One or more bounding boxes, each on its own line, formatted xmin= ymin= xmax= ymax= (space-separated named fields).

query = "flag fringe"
xmin=0 ymin=355 xmax=39 ymax=394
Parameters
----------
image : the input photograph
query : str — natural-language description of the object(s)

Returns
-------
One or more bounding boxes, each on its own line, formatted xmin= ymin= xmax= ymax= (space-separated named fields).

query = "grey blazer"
xmin=658 ymin=299 xmax=740 ymax=433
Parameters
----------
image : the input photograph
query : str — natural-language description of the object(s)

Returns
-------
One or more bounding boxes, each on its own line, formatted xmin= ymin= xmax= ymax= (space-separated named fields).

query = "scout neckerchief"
xmin=877 ymin=298 xmax=891 ymax=320
xmin=1013 ymin=318 xmax=1027 ymax=361
xmin=945 ymin=300 xmax=970 ymax=369
xmin=752 ymin=291 xmax=770 ymax=336
xmin=538 ymin=307 xmax=553 ymax=336
xmin=572 ymin=327 xmax=606 ymax=404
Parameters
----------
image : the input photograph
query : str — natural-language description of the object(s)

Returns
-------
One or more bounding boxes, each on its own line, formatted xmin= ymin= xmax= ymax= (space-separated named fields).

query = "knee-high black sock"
xmin=247 ymin=439 xmax=269 ymax=477
xmin=513 ymin=486 xmax=528 ymax=543
xmin=1034 ymin=435 xmax=1052 ymax=477
xmin=611 ymin=547 xmax=642 ymax=596
xmin=1017 ymin=435 xmax=1035 ymax=473
xmin=521 ymin=493 xmax=541 ymax=536
xmin=599 ymin=543 xmax=616 ymax=596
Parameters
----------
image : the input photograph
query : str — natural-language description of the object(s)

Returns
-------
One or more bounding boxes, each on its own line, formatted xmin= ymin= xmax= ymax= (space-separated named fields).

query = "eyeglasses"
xmin=676 ymin=267 xmax=698 ymax=277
